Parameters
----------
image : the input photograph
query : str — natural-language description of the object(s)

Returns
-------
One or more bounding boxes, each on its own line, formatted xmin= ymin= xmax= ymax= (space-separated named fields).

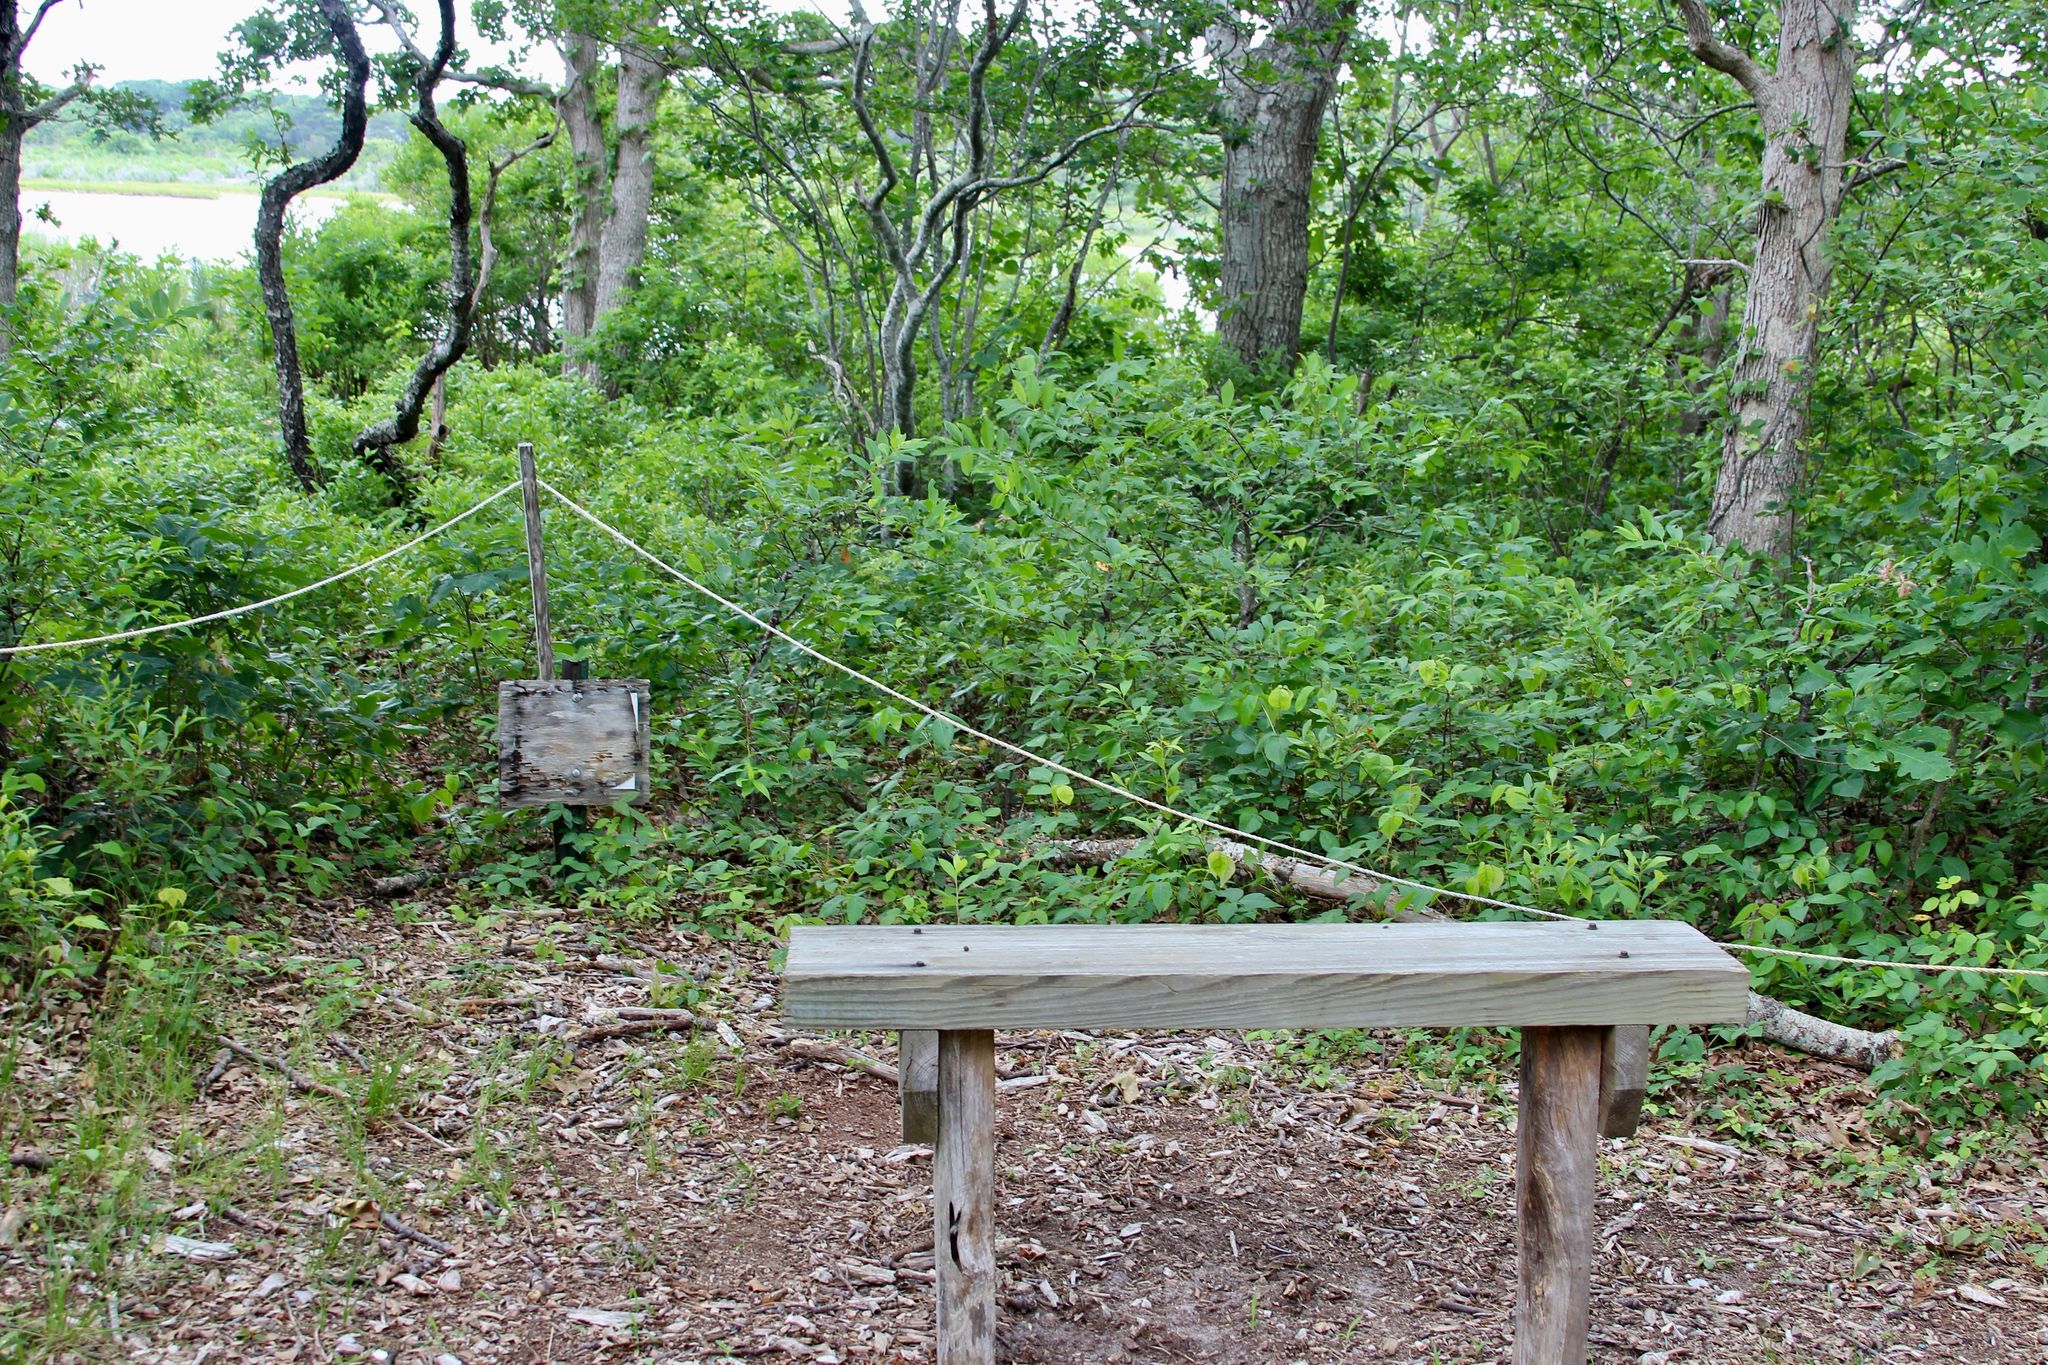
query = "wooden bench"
xmin=784 ymin=921 xmax=1748 ymax=1365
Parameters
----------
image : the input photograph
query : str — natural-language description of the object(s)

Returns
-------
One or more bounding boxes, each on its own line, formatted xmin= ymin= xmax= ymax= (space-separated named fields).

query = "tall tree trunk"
xmin=351 ymin=0 xmax=471 ymax=504
xmin=0 ymin=120 xmax=21 ymax=350
xmin=592 ymin=44 xmax=663 ymax=322
xmin=1208 ymin=0 xmax=1357 ymax=372
xmin=0 ymin=0 xmax=93 ymax=360
xmin=254 ymin=0 xmax=369 ymax=493
xmin=557 ymin=33 xmax=607 ymax=367
xmin=1678 ymin=0 xmax=1856 ymax=557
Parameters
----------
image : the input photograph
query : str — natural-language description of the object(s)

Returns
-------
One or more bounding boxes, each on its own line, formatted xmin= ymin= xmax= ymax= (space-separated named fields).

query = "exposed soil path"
xmin=4 ymin=902 xmax=2044 ymax=1363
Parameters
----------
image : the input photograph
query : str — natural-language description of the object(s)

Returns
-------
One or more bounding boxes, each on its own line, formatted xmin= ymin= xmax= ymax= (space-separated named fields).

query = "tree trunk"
xmin=557 ymin=33 xmax=607 ymax=366
xmin=350 ymin=0 xmax=472 ymax=504
xmin=0 ymin=0 xmax=29 ymax=352
xmin=254 ymin=0 xmax=370 ymax=493
xmin=592 ymin=44 xmax=663 ymax=324
xmin=1 ymin=0 xmax=94 ymax=360
xmin=1679 ymin=0 xmax=1856 ymax=557
xmin=1208 ymin=0 xmax=1356 ymax=372
xmin=0 ymin=120 xmax=21 ymax=351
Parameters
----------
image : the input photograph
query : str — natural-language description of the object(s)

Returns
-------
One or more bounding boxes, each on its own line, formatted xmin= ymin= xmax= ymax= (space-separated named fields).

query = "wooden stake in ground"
xmin=1516 ymin=1025 xmax=1602 ymax=1365
xmin=934 ymin=1030 xmax=996 ymax=1363
xmin=517 ymin=440 xmax=554 ymax=682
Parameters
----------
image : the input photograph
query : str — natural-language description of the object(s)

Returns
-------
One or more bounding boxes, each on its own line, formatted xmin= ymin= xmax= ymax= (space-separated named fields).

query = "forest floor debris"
xmin=2 ymin=899 xmax=2044 ymax=1363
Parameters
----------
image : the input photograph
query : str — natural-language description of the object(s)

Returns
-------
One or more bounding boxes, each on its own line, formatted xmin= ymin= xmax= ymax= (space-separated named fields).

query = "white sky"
xmin=21 ymin=0 xmax=560 ymax=87
xmin=27 ymin=0 xmax=300 ymax=85
xmin=22 ymin=0 xmax=849 ymax=87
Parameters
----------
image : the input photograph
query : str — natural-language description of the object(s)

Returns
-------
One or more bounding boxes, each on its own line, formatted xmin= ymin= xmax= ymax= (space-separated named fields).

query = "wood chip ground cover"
xmin=2 ymin=903 xmax=2044 ymax=1363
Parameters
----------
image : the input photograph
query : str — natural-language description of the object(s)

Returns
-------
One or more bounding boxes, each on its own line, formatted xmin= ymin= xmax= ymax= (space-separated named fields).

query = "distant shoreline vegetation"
xmin=20 ymin=178 xmax=397 ymax=204
xmin=23 ymin=76 xmax=404 ymax=193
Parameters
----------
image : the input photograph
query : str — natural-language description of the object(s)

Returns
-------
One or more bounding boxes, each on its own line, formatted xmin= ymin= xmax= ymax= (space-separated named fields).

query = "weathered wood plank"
xmin=933 ymin=1030 xmax=996 ymax=1364
xmin=899 ymin=1029 xmax=938 ymax=1145
xmin=1598 ymin=1025 xmax=1650 ymax=1138
xmin=1515 ymin=1025 xmax=1601 ymax=1365
xmin=497 ymin=678 xmax=652 ymax=809
xmin=785 ymin=923 xmax=1748 ymax=1030
xmin=517 ymin=441 xmax=555 ymax=683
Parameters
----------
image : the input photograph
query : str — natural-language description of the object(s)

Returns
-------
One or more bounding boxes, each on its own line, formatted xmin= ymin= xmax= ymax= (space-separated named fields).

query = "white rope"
xmin=1730 ymin=943 xmax=2048 ymax=979
xmin=542 ymin=479 xmax=2048 ymax=988
xmin=0 ymin=482 xmax=522 ymax=657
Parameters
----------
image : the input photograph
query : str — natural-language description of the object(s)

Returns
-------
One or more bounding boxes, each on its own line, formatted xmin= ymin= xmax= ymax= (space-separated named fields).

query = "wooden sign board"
xmin=498 ymin=679 xmax=652 ymax=809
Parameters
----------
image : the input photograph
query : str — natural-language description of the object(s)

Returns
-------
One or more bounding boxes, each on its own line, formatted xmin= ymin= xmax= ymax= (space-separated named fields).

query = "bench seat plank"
xmin=785 ymin=922 xmax=1748 ymax=1030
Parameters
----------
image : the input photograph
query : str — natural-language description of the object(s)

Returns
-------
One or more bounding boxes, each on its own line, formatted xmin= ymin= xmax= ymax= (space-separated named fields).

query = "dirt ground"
xmin=4 ymin=901 xmax=2046 ymax=1364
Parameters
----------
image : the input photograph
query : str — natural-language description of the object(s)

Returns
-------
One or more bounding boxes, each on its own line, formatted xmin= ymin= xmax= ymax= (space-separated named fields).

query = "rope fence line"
xmin=0 ymin=482 xmax=524 ymax=658
xmin=536 ymin=481 xmax=2048 ymax=987
xmin=3 ymin=463 xmax=2041 ymax=984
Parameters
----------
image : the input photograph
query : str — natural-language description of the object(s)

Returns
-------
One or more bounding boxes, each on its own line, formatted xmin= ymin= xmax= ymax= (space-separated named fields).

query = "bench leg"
xmin=1515 ymin=1025 xmax=1601 ymax=1365
xmin=1598 ymin=1025 xmax=1649 ymax=1139
xmin=934 ymin=1029 xmax=997 ymax=1364
xmin=900 ymin=1030 xmax=939 ymax=1144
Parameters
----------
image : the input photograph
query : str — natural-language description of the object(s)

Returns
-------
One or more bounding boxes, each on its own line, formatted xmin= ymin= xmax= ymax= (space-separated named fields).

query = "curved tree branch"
xmin=1673 ymin=0 xmax=1776 ymax=109
xmin=255 ymin=0 xmax=369 ymax=494
xmin=350 ymin=0 xmax=472 ymax=503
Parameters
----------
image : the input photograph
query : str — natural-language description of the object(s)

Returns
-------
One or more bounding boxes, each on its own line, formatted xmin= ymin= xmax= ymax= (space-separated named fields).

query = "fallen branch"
xmin=1048 ymin=836 xmax=1410 ymax=915
xmin=369 ymin=870 xmax=438 ymax=898
xmin=220 ymin=1037 xmax=459 ymax=1151
xmin=380 ymin=1210 xmax=453 ymax=1255
xmin=198 ymin=1046 xmax=233 ymax=1093
xmin=1053 ymin=836 xmax=1904 ymax=1072
xmin=780 ymin=1038 xmax=898 ymax=1085
xmin=377 ymin=993 xmax=440 ymax=1025
xmin=219 ymin=1038 xmax=349 ymax=1101
xmin=570 ymin=1007 xmax=698 ymax=1046
xmin=1745 ymin=991 xmax=1899 ymax=1072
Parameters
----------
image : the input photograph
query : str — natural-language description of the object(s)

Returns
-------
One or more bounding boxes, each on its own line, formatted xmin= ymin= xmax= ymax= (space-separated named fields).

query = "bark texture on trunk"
xmin=557 ymin=33 xmax=608 ymax=358
xmin=0 ymin=0 xmax=93 ymax=359
xmin=593 ymin=44 xmax=664 ymax=322
xmin=254 ymin=0 xmax=369 ymax=493
xmin=0 ymin=124 xmax=21 ymax=346
xmin=351 ymin=0 xmax=471 ymax=502
xmin=1678 ymin=0 xmax=1856 ymax=557
xmin=1208 ymin=0 xmax=1356 ymax=371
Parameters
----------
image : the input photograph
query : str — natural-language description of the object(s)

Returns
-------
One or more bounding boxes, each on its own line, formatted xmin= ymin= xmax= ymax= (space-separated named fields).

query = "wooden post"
xmin=1515 ymin=1025 xmax=1601 ymax=1365
xmin=1598 ymin=1025 xmax=1650 ymax=1139
xmin=900 ymin=1029 xmax=939 ymax=1144
xmin=933 ymin=1029 xmax=996 ymax=1364
xmin=518 ymin=441 xmax=555 ymax=682
xmin=553 ymin=658 xmax=589 ymax=874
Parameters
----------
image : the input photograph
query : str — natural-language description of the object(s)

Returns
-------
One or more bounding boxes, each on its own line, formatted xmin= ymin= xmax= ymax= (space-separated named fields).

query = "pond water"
xmin=21 ymin=188 xmax=352 ymax=263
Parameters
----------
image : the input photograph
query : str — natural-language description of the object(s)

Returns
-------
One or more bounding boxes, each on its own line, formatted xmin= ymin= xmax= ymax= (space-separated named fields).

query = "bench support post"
xmin=1598 ymin=1025 xmax=1649 ymax=1138
xmin=1515 ymin=1025 xmax=1601 ymax=1365
xmin=934 ymin=1029 xmax=996 ymax=1364
xmin=900 ymin=1029 xmax=939 ymax=1144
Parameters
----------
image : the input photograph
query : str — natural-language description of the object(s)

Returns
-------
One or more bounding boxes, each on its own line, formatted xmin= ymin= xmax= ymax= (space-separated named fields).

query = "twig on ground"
xmin=570 ymin=1007 xmax=698 ymax=1045
xmin=380 ymin=1210 xmax=453 ymax=1255
xmin=219 ymin=1038 xmax=350 ymax=1101
xmin=198 ymin=1046 xmax=233 ymax=1093
xmin=780 ymin=1037 xmax=899 ymax=1085
xmin=220 ymin=1036 xmax=458 ymax=1152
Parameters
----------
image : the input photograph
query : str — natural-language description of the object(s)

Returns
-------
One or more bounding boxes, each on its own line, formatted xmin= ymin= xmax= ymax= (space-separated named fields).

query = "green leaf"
xmin=1206 ymin=849 xmax=1236 ymax=882
xmin=1892 ymin=747 xmax=1955 ymax=782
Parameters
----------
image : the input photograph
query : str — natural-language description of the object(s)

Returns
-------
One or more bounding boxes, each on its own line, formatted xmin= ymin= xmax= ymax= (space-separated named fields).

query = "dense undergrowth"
xmin=0 ymin=221 xmax=2042 ymax=1139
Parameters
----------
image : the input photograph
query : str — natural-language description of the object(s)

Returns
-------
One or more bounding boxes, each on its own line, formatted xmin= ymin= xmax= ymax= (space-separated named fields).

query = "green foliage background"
xmin=2 ymin=2 xmax=2045 ymax=1139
